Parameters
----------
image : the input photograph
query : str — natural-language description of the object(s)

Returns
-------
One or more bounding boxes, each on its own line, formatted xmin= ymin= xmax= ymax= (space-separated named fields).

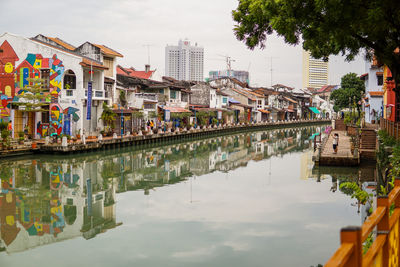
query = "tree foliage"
xmin=330 ymin=73 xmax=365 ymax=112
xmin=99 ymin=102 xmax=116 ymax=129
xmin=14 ymin=78 xmax=50 ymax=112
xmin=232 ymin=0 xmax=400 ymax=87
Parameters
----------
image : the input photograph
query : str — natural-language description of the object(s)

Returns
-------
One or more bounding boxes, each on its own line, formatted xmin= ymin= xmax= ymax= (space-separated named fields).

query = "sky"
xmin=0 ymin=0 xmax=366 ymax=88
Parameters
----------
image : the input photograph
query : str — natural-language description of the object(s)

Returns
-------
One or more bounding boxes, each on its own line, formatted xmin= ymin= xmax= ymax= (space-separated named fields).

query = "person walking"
xmin=7 ymin=120 xmax=12 ymax=137
xmin=333 ymin=133 xmax=339 ymax=154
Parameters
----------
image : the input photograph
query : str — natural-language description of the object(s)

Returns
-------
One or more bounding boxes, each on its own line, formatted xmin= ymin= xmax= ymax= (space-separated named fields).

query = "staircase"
xmin=359 ymin=128 xmax=377 ymax=160
xmin=335 ymin=119 xmax=346 ymax=131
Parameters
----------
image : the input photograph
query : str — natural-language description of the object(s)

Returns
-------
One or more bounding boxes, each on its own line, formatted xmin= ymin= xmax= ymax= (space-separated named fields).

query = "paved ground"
xmin=321 ymin=130 xmax=353 ymax=158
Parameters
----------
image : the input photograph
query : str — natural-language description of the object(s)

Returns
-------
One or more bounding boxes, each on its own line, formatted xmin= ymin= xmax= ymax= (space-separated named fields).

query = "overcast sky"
xmin=0 ymin=0 xmax=366 ymax=88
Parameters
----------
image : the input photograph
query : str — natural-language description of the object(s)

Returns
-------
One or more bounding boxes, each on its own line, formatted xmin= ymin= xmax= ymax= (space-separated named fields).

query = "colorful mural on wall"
xmin=0 ymin=165 xmax=80 ymax=246
xmin=0 ymin=40 xmax=69 ymax=136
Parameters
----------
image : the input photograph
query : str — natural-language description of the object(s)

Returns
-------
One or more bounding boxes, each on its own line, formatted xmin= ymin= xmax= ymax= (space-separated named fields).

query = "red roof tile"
xmin=117 ymin=65 xmax=155 ymax=79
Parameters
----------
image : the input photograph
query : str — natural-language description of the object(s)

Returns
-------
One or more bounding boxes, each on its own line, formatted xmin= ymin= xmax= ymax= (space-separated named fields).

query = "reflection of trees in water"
xmin=3 ymin=126 xmax=322 ymax=195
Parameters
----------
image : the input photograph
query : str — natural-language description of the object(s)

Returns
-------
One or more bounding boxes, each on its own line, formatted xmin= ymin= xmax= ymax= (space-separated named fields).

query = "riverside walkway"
xmin=314 ymin=130 xmax=359 ymax=166
xmin=37 ymin=119 xmax=330 ymax=155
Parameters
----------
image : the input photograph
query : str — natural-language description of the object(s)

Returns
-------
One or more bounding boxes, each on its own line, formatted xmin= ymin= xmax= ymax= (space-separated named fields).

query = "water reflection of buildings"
xmin=0 ymin=160 xmax=121 ymax=254
xmin=0 ymin=126 xmax=319 ymax=253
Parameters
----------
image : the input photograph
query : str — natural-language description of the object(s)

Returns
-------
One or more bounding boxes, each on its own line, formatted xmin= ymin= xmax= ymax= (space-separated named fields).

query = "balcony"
xmin=60 ymin=89 xmax=75 ymax=98
xmin=134 ymin=93 xmax=158 ymax=101
xmin=85 ymin=89 xmax=111 ymax=99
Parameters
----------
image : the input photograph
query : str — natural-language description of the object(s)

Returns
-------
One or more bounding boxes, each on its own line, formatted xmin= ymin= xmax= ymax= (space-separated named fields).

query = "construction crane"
xmin=217 ymin=54 xmax=236 ymax=78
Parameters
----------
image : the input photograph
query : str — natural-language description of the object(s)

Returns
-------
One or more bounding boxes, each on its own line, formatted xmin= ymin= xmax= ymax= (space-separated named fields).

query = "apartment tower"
xmin=165 ymin=39 xmax=204 ymax=81
xmin=302 ymin=50 xmax=329 ymax=89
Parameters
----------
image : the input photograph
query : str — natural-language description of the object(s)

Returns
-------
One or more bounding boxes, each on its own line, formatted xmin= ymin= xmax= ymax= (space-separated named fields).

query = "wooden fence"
xmin=325 ymin=178 xmax=400 ymax=267
xmin=381 ymin=118 xmax=400 ymax=140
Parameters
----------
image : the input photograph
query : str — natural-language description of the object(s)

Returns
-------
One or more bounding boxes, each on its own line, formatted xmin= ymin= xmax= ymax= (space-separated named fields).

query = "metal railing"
xmin=325 ymin=178 xmax=400 ymax=267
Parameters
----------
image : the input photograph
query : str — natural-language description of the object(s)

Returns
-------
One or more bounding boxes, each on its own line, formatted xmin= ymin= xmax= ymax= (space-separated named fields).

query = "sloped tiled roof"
xmin=93 ymin=44 xmax=123 ymax=57
xmin=31 ymin=37 xmax=108 ymax=70
xmin=317 ymin=85 xmax=337 ymax=93
xmin=117 ymin=65 xmax=154 ymax=79
xmin=47 ymin=37 xmax=76 ymax=51
xmin=369 ymin=91 xmax=384 ymax=96
xmin=80 ymin=58 xmax=108 ymax=70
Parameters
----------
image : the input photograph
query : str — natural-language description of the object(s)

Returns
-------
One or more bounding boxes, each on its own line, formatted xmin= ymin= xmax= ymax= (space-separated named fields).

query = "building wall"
xmin=190 ymin=84 xmax=210 ymax=106
xmin=302 ymin=50 xmax=328 ymax=89
xmin=0 ymin=33 xmax=86 ymax=138
xmin=165 ymin=39 xmax=204 ymax=81
xmin=364 ymin=59 xmax=384 ymax=123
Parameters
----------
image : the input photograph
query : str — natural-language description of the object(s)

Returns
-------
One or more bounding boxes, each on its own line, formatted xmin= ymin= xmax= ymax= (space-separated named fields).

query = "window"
xmin=170 ymin=90 xmax=176 ymax=99
xmin=377 ymin=75 xmax=383 ymax=86
xmin=64 ymin=70 xmax=76 ymax=89
xmin=41 ymin=69 xmax=50 ymax=90
xmin=42 ymin=111 xmax=49 ymax=123
xmin=223 ymin=97 xmax=227 ymax=104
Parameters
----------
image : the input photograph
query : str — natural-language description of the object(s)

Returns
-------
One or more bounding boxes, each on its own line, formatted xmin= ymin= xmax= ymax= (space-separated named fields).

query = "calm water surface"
xmin=0 ymin=126 xmax=362 ymax=267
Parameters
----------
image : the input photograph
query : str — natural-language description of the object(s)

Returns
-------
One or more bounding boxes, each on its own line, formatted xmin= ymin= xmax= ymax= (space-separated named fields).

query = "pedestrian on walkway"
xmin=7 ymin=120 xmax=12 ymax=136
xmin=333 ymin=133 xmax=339 ymax=154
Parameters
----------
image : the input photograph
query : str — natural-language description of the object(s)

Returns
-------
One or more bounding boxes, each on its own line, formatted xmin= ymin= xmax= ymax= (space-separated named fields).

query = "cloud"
xmin=0 ymin=0 xmax=365 ymax=88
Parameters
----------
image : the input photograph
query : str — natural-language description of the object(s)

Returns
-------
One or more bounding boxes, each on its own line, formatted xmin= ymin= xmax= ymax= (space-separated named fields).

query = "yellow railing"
xmin=325 ymin=178 xmax=400 ymax=267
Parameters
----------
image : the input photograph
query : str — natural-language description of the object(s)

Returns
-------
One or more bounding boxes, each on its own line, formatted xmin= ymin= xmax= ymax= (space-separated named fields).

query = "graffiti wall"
xmin=0 ymin=39 xmax=72 ymax=136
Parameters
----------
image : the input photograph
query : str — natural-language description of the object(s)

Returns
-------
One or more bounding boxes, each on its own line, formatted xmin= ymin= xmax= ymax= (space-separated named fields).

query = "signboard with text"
xmin=87 ymin=81 xmax=92 ymax=120
xmin=165 ymin=110 xmax=170 ymax=121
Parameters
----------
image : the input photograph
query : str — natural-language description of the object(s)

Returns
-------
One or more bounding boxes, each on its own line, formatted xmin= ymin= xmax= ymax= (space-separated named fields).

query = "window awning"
xmin=309 ymin=107 xmax=320 ymax=114
xmin=258 ymin=109 xmax=270 ymax=114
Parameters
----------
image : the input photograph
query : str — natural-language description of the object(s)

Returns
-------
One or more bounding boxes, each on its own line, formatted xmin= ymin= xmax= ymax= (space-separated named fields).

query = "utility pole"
xmin=142 ymin=44 xmax=154 ymax=65
xmin=266 ymin=56 xmax=278 ymax=87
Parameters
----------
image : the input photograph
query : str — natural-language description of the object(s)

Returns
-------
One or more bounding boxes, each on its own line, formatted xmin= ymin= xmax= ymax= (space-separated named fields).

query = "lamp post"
xmin=118 ymin=104 xmax=124 ymax=136
xmin=194 ymin=109 xmax=197 ymax=128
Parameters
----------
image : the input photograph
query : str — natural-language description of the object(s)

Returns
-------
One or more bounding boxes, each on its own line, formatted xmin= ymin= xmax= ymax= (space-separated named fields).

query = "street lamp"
xmin=118 ymin=104 xmax=124 ymax=136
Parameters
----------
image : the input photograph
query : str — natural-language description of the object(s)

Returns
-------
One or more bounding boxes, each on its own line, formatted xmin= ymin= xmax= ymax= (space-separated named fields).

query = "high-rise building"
xmin=208 ymin=70 xmax=249 ymax=84
xmin=165 ymin=39 xmax=204 ymax=81
xmin=302 ymin=50 xmax=328 ymax=89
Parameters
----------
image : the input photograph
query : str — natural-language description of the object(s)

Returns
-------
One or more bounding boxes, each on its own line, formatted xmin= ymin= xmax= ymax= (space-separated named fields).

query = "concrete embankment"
xmin=0 ymin=119 xmax=331 ymax=158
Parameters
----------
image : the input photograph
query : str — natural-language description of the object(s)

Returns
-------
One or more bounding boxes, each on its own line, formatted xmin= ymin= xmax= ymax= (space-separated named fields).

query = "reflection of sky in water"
xmin=0 ymin=127 xmax=361 ymax=267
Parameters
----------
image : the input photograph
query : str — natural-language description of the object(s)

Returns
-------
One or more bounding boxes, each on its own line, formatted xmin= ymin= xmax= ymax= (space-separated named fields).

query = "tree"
xmin=119 ymin=90 xmax=127 ymax=108
xmin=14 ymin=78 xmax=50 ymax=112
xmin=232 ymin=0 xmax=400 ymax=88
xmin=331 ymin=73 xmax=365 ymax=113
xmin=99 ymin=102 xmax=116 ymax=133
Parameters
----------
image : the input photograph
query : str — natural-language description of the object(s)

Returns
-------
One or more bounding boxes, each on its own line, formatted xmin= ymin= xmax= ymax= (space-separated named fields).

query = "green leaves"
xmin=330 ymin=73 xmax=365 ymax=112
xmin=339 ymin=181 xmax=372 ymax=205
xmin=232 ymin=0 xmax=400 ymax=80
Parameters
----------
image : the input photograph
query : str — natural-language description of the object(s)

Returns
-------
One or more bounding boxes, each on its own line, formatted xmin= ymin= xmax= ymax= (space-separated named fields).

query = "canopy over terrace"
xmin=308 ymin=107 xmax=320 ymax=114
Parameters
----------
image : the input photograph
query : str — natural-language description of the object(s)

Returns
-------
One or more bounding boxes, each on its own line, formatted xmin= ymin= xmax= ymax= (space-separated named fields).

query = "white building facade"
xmin=302 ymin=50 xmax=329 ymax=89
xmin=165 ymin=39 xmax=204 ymax=81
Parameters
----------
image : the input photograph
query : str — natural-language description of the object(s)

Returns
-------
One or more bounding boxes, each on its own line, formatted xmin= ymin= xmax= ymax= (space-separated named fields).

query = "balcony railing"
xmin=135 ymin=93 xmax=158 ymax=101
xmin=85 ymin=90 xmax=111 ymax=99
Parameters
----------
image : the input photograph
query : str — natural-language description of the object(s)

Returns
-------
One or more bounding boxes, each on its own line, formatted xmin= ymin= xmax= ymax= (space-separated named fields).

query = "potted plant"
xmin=18 ymin=131 xmax=24 ymax=144
xmin=1 ymin=129 xmax=10 ymax=150
xmin=76 ymin=129 xmax=81 ymax=139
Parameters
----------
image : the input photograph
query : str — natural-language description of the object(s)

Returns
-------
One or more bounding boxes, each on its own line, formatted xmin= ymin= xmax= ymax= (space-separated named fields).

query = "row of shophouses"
xmin=0 ymin=32 xmax=333 ymax=139
xmin=361 ymin=55 xmax=398 ymax=124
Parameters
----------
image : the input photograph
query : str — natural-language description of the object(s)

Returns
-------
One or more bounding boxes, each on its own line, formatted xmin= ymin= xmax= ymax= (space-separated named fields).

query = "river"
xmin=0 ymin=125 xmax=363 ymax=267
